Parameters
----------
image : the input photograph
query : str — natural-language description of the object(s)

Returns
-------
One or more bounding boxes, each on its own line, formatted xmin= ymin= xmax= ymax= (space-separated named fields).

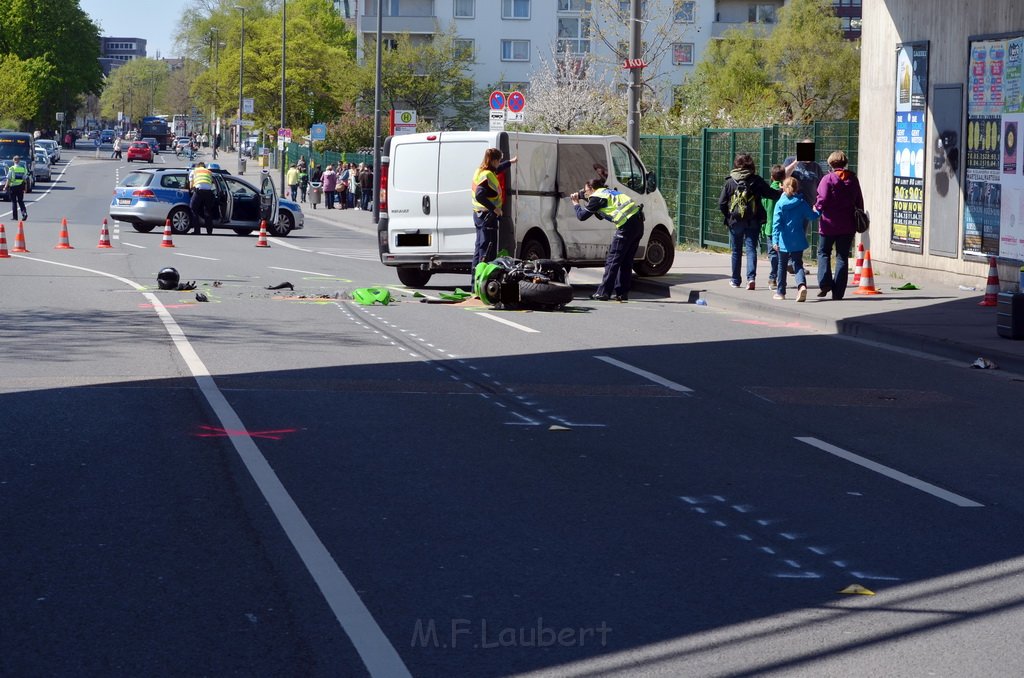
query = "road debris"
xmin=970 ymin=357 xmax=998 ymax=369
xmin=266 ymin=282 xmax=294 ymax=291
xmin=195 ymin=292 xmax=209 ymax=302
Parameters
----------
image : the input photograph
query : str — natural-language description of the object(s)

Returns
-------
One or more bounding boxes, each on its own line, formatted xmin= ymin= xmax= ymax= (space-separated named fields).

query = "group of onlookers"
xmin=303 ymin=160 xmax=373 ymax=210
xmin=718 ymin=141 xmax=864 ymax=302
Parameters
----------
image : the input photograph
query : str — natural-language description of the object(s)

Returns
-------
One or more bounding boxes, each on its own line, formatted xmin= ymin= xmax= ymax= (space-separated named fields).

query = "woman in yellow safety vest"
xmin=572 ymin=177 xmax=645 ymax=302
xmin=470 ymin=147 xmax=517 ymax=281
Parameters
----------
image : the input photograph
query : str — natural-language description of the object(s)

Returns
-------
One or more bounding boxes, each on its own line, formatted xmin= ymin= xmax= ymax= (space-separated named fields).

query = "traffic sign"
xmin=489 ymin=109 xmax=506 ymax=131
xmin=507 ymin=91 xmax=526 ymax=113
xmin=278 ymin=127 xmax=292 ymax=139
xmin=622 ymin=58 xmax=649 ymax=69
xmin=310 ymin=123 xmax=327 ymax=141
xmin=506 ymin=111 xmax=525 ymax=123
xmin=489 ymin=90 xmax=506 ymax=111
xmin=235 ymin=119 xmax=256 ymax=127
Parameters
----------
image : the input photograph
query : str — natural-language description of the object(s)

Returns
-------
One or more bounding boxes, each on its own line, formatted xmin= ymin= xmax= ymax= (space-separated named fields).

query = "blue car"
xmin=109 ymin=166 xmax=305 ymax=236
xmin=100 ymin=129 xmax=115 ymax=143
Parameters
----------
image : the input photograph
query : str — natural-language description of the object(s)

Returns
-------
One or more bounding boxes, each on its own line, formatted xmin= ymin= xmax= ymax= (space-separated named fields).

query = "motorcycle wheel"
xmin=518 ymin=280 xmax=573 ymax=309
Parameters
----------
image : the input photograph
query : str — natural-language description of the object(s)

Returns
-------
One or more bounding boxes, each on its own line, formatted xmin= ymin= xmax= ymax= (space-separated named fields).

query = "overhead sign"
xmin=489 ymin=109 xmax=506 ymax=132
xmin=310 ymin=123 xmax=327 ymax=141
xmin=235 ymin=119 xmax=256 ymax=127
xmin=622 ymin=58 xmax=649 ymax=69
xmin=507 ymin=91 xmax=526 ymax=113
xmin=489 ymin=90 xmax=506 ymax=111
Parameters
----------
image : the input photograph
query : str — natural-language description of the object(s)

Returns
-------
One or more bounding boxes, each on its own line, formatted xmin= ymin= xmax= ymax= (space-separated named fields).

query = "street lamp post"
xmin=280 ymin=0 xmax=287 ymax=192
xmin=235 ymin=6 xmax=247 ymax=174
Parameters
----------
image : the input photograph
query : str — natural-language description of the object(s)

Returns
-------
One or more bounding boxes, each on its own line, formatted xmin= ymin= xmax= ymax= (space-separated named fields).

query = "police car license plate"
xmin=117 ymin=198 xmax=131 ymax=205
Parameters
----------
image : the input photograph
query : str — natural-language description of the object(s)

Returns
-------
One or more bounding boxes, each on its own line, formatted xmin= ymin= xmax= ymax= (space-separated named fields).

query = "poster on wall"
xmin=892 ymin=42 xmax=928 ymax=251
xmin=964 ymin=35 xmax=1024 ymax=261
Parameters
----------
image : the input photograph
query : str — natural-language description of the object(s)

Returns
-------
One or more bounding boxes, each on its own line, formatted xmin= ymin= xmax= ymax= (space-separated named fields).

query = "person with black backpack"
xmin=718 ymin=154 xmax=782 ymax=289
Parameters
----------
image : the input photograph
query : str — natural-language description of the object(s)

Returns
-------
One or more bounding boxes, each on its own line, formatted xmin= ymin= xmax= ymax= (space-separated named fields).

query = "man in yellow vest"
xmin=471 ymin=147 xmax=517 ymax=281
xmin=572 ymin=177 xmax=644 ymax=301
xmin=5 ymin=155 xmax=29 ymax=221
xmin=188 ymin=162 xmax=216 ymax=234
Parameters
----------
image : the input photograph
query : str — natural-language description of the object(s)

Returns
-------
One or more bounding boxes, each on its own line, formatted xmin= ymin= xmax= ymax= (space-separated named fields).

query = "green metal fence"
xmin=639 ymin=121 xmax=859 ymax=250
xmin=284 ymin=142 xmax=372 ymax=170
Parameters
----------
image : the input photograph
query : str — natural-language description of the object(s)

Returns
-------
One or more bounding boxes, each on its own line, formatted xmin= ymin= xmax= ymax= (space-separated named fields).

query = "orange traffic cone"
xmin=55 ymin=217 xmax=74 ymax=249
xmin=852 ymin=250 xmax=881 ymax=295
xmin=0 ymin=223 xmax=10 ymax=258
xmin=852 ymin=242 xmax=865 ymax=286
xmin=97 ymin=218 xmax=113 ymax=248
xmin=160 ymin=219 xmax=175 ymax=248
xmin=978 ymin=256 xmax=999 ymax=306
xmin=255 ymin=219 xmax=270 ymax=248
xmin=12 ymin=220 xmax=28 ymax=253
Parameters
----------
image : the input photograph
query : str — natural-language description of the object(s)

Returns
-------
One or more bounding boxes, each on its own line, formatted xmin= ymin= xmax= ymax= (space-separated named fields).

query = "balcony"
xmin=361 ymin=0 xmax=438 ymax=34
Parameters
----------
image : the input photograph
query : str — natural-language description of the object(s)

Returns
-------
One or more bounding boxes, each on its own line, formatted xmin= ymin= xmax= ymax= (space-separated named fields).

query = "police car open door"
xmin=259 ymin=170 xmax=278 ymax=227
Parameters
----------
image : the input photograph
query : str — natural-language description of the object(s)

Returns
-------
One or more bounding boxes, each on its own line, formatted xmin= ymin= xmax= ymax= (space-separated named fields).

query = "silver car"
xmin=36 ymin=139 xmax=60 ymax=163
xmin=32 ymin=151 xmax=51 ymax=182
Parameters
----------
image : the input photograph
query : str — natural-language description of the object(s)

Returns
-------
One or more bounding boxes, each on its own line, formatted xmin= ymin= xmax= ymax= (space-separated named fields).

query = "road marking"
xmin=594 ymin=356 xmax=694 ymax=393
xmin=269 ymin=266 xmax=334 ymax=277
xmin=795 ymin=437 xmax=984 ymax=508
xmin=270 ymin=238 xmax=311 ymax=252
xmin=27 ymin=157 xmax=75 ymax=205
xmin=12 ymin=254 xmax=413 ymax=678
xmin=478 ymin=312 xmax=540 ymax=333
xmin=175 ymin=252 xmax=219 ymax=261
xmin=121 ymin=242 xmax=146 ymax=249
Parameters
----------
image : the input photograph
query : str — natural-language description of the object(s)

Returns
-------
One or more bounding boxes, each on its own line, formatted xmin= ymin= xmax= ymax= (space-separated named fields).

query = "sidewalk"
xmin=570 ymin=249 xmax=1024 ymax=375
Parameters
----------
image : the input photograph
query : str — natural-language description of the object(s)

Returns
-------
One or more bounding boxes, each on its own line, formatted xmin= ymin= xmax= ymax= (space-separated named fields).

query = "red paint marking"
xmin=734 ymin=319 xmax=813 ymax=330
xmin=195 ymin=425 xmax=298 ymax=441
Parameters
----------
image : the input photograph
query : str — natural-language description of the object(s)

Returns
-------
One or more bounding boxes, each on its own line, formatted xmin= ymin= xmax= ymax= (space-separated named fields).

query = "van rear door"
xmin=387 ymin=137 xmax=440 ymax=256
xmin=436 ymin=138 xmax=491 ymax=255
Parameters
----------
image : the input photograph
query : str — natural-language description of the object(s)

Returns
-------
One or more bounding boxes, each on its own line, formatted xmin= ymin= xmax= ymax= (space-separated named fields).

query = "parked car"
xmin=100 ymin=129 xmax=115 ymax=143
xmin=141 ymin=137 xmax=160 ymax=155
xmin=126 ymin=141 xmax=154 ymax=163
xmin=0 ymin=160 xmax=13 ymax=200
xmin=36 ymin=139 xmax=60 ymax=163
xmin=174 ymin=136 xmax=192 ymax=151
xmin=109 ymin=166 xmax=304 ymax=237
xmin=32 ymin=150 xmax=51 ymax=181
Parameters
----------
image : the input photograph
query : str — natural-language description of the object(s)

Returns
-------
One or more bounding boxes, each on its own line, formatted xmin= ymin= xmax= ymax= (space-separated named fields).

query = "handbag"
xmin=854 ymin=207 xmax=870 ymax=233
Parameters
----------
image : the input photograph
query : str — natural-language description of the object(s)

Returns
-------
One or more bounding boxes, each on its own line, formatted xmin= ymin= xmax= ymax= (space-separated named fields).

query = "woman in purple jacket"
xmin=815 ymin=150 xmax=864 ymax=299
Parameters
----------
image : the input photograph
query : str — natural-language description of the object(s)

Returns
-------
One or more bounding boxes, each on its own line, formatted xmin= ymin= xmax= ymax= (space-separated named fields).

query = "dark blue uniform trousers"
xmin=472 ymin=210 xmax=499 ymax=276
xmin=597 ymin=215 xmax=644 ymax=298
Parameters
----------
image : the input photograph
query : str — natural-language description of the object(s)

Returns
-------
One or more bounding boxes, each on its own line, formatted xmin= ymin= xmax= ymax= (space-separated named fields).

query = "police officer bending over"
xmin=5 ymin=156 xmax=29 ymax=221
xmin=188 ymin=162 xmax=216 ymax=235
xmin=572 ymin=177 xmax=644 ymax=302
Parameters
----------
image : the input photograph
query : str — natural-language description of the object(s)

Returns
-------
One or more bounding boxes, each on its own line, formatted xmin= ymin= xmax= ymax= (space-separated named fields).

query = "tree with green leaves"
xmin=0 ymin=0 xmax=103 ymax=128
xmin=97 ymin=59 xmax=172 ymax=125
xmin=0 ymin=55 xmax=54 ymax=127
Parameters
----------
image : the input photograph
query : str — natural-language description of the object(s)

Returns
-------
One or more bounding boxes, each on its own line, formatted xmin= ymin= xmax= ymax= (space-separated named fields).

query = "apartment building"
xmin=99 ymin=37 xmax=147 ymax=76
xmin=352 ymin=1 xmax=858 ymax=105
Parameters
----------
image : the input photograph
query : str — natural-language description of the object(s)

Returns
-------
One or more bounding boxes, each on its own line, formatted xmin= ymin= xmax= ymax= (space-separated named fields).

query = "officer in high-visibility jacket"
xmin=470 ymin=148 xmax=517 ymax=280
xmin=188 ymin=162 xmax=216 ymax=234
xmin=572 ymin=177 xmax=645 ymax=301
xmin=5 ymin=156 xmax=29 ymax=221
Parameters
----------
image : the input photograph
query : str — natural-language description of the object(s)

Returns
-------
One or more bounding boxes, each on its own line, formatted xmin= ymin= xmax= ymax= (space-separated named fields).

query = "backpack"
xmin=728 ymin=178 xmax=758 ymax=222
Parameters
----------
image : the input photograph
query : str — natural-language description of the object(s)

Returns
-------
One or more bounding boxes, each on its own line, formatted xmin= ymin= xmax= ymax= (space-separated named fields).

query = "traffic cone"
xmin=160 ymin=219 xmax=175 ymax=248
xmin=255 ymin=220 xmax=270 ymax=248
xmin=54 ymin=217 xmax=74 ymax=249
xmin=852 ymin=250 xmax=881 ymax=295
xmin=852 ymin=242 xmax=865 ymax=286
xmin=97 ymin=218 xmax=113 ymax=248
xmin=12 ymin=220 xmax=28 ymax=253
xmin=978 ymin=256 xmax=999 ymax=306
xmin=0 ymin=223 xmax=10 ymax=258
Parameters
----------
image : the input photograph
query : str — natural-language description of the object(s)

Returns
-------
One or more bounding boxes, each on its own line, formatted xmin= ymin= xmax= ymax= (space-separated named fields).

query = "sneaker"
xmin=612 ymin=295 xmax=628 ymax=302
xmin=773 ymin=293 xmax=785 ymax=300
xmin=768 ymin=277 xmax=777 ymax=289
xmin=591 ymin=293 xmax=610 ymax=301
xmin=21 ymin=212 xmax=27 ymax=220
xmin=816 ymin=287 xmax=831 ymax=298
xmin=796 ymin=286 xmax=808 ymax=302
xmin=729 ymin=281 xmax=741 ymax=288
xmin=746 ymin=280 xmax=755 ymax=291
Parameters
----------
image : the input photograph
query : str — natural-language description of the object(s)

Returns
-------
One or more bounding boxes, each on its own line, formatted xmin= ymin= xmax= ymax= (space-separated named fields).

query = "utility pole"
xmin=235 ymin=6 xmax=246 ymax=174
xmin=372 ymin=2 xmax=384 ymax=222
xmin=280 ymin=0 xmax=287 ymax=192
xmin=626 ymin=0 xmax=642 ymax=151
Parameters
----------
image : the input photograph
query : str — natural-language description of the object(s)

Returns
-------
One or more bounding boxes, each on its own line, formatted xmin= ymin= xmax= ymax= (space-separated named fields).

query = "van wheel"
xmin=397 ymin=267 xmax=432 ymax=287
xmin=634 ymin=228 xmax=675 ymax=277
xmin=519 ymin=280 xmax=573 ymax=309
xmin=520 ymin=236 xmax=548 ymax=260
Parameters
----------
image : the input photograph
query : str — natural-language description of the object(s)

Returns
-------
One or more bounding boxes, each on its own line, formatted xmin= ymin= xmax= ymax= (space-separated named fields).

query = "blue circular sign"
xmin=489 ymin=91 xmax=506 ymax=111
xmin=507 ymin=91 xmax=526 ymax=113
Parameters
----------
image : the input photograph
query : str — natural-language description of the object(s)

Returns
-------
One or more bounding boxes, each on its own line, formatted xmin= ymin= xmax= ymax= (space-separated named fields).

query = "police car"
xmin=109 ymin=165 xmax=304 ymax=236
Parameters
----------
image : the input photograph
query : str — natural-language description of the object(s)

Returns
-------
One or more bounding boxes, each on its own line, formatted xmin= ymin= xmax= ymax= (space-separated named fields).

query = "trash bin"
xmin=309 ymin=182 xmax=323 ymax=209
xmin=238 ymin=157 xmax=247 ymax=175
xmin=259 ymin=154 xmax=269 ymax=168
xmin=996 ymin=292 xmax=1024 ymax=340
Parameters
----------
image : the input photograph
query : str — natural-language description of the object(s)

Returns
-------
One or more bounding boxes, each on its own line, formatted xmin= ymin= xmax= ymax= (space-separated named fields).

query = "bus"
xmin=0 ymin=131 xmax=36 ymax=192
xmin=139 ymin=116 xmax=171 ymax=151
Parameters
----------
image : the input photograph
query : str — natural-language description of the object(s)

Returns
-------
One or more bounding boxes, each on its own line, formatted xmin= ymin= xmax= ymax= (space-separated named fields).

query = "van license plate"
xmin=397 ymin=233 xmax=431 ymax=247
xmin=117 ymin=198 xmax=131 ymax=205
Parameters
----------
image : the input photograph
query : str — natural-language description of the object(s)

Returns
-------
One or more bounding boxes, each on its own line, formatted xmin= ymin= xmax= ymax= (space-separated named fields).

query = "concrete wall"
xmin=862 ymin=0 xmax=1024 ymax=283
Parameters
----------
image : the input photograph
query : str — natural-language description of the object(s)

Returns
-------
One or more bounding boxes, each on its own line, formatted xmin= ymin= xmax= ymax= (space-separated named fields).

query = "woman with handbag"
xmin=815 ymin=150 xmax=864 ymax=300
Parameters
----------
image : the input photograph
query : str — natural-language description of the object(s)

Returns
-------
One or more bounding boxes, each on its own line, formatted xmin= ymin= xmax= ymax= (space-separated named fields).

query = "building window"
xmin=454 ymin=0 xmax=474 ymax=18
xmin=502 ymin=0 xmax=530 ymax=19
xmin=748 ymin=4 xmax=777 ymax=23
xmin=557 ymin=17 xmax=591 ymax=54
xmin=674 ymin=1 xmax=695 ymax=23
xmin=671 ymin=42 xmax=694 ymax=65
xmin=501 ymin=39 xmax=530 ymax=61
xmin=500 ymin=81 xmax=529 ymax=93
xmin=454 ymin=38 xmax=474 ymax=59
xmin=617 ymin=0 xmax=646 ymax=18
xmin=559 ymin=0 xmax=590 ymax=10
xmin=616 ymin=40 xmax=648 ymax=60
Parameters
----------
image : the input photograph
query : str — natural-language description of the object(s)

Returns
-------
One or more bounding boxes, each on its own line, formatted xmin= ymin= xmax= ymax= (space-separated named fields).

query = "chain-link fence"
xmin=284 ymin=142 xmax=372 ymax=169
xmin=639 ymin=121 xmax=859 ymax=250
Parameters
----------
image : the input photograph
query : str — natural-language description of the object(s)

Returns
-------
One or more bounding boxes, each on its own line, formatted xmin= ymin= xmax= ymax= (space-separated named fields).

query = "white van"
xmin=377 ymin=131 xmax=676 ymax=286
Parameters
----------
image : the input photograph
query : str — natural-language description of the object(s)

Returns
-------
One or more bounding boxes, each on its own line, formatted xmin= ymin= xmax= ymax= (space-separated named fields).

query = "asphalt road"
xmin=2 ymin=144 xmax=1024 ymax=677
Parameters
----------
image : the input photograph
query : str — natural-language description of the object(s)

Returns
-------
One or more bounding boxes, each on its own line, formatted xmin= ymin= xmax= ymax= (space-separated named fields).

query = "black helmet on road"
xmin=157 ymin=267 xmax=180 ymax=290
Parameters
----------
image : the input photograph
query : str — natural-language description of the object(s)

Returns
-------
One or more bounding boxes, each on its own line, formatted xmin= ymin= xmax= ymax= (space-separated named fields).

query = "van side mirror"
xmin=645 ymin=172 xmax=658 ymax=193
